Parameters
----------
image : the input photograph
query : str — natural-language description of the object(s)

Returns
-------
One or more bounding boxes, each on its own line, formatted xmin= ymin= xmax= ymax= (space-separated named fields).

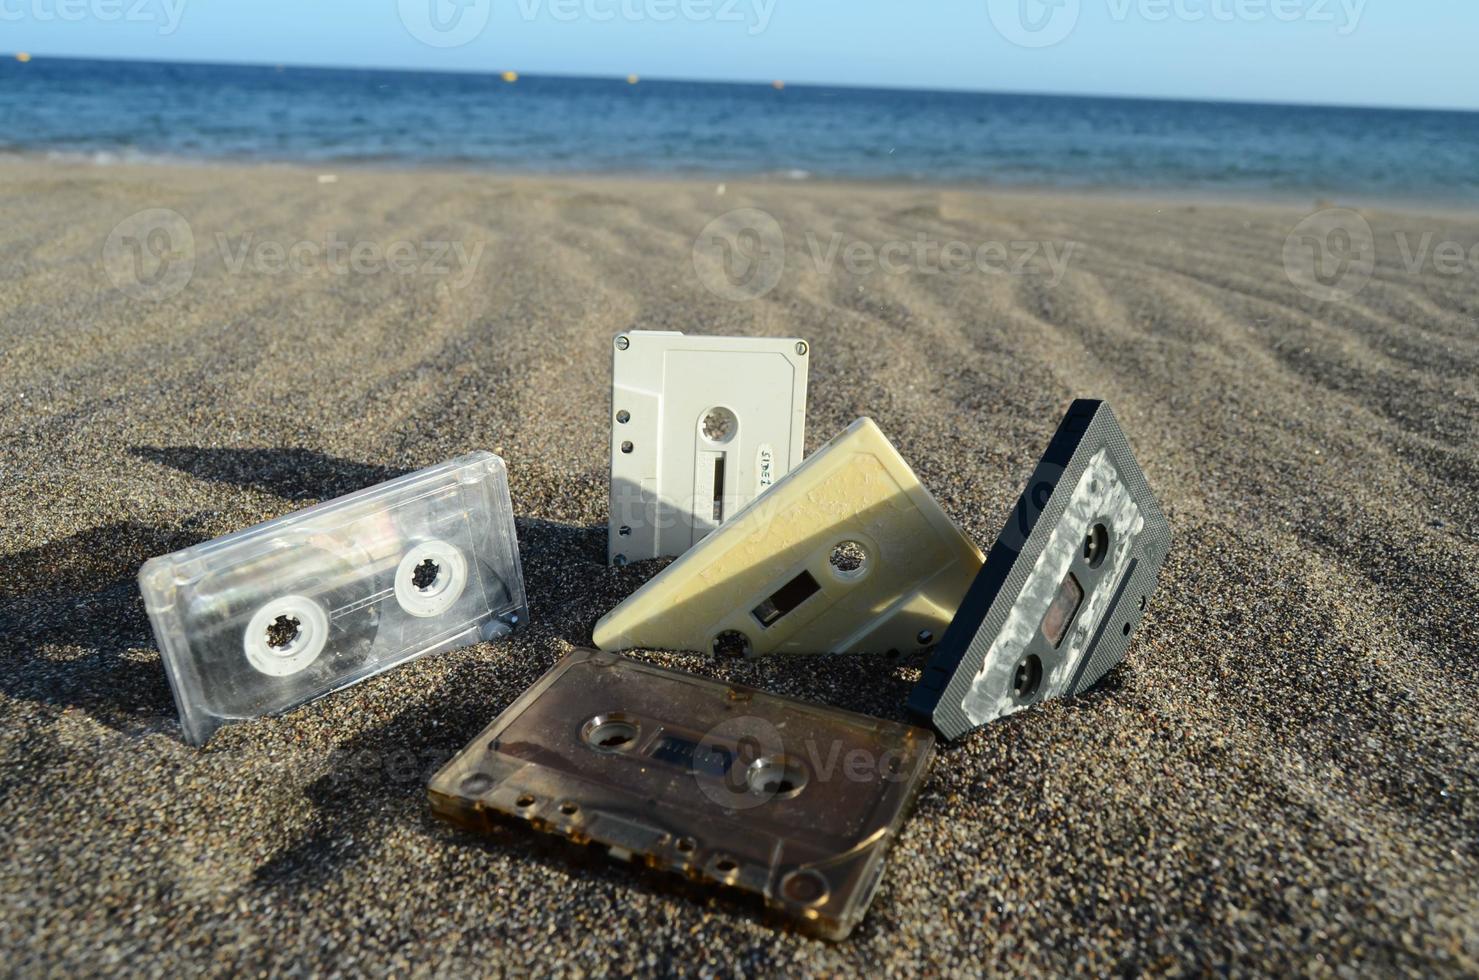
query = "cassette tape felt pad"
xmin=428 ymin=648 xmax=935 ymax=940
xmin=609 ymin=331 xmax=808 ymax=564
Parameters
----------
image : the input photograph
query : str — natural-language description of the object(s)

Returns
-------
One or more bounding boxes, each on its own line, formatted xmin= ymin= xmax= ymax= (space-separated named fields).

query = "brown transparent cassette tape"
xmin=428 ymin=648 xmax=935 ymax=940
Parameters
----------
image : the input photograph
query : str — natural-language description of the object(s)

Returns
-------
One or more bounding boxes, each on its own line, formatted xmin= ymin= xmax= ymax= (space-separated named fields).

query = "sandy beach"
xmin=1 ymin=159 xmax=1475 ymax=974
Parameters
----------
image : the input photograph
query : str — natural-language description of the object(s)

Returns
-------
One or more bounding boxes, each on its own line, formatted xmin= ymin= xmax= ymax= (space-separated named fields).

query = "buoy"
xmin=16 ymin=52 xmax=31 ymax=63
xmin=772 ymin=80 xmax=784 ymax=90
xmin=627 ymin=74 xmax=639 ymax=85
xmin=501 ymin=70 xmax=518 ymax=83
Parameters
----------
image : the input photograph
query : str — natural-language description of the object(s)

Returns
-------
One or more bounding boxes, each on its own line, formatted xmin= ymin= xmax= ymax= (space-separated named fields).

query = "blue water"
xmin=2 ymin=57 xmax=1477 ymax=204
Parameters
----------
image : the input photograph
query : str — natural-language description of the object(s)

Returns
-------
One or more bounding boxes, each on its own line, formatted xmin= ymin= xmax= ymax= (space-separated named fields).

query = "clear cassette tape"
xmin=908 ymin=400 xmax=1171 ymax=741
xmin=428 ymin=648 xmax=935 ymax=940
xmin=139 ymin=451 xmax=527 ymax=745
xmin=595 ymin=417 xmax=984 ymax=657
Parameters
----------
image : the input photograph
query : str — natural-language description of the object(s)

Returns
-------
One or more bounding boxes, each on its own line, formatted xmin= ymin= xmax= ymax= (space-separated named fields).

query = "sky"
xmin=2 ymin=0 xmax=1476 ymax=111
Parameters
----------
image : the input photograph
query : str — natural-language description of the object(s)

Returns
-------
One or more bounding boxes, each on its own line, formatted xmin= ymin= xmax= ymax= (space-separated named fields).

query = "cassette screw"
xmin=795 ymin=341 xmax=808 ymax=356
xmin=615 ymin=336 xmax=630 ymax=350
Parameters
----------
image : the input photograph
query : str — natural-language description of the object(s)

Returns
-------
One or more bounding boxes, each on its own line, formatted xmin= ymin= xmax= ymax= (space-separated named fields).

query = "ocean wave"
xmin=0 ymin=147 xmax=212 ymax=169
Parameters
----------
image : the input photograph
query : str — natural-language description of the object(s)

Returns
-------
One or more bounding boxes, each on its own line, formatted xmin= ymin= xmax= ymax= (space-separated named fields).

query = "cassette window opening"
xmin=1039 ymin=572 xmax=1084 ymax=649
xmin=710 ymin=455 xmax=726 ymax=522
xmin=752 ymin=570 xmax=822 ymax=628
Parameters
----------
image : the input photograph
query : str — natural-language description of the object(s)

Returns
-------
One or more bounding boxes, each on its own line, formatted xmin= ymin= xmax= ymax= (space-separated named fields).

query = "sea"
xmin=2 ymin=56 xmax=1476 ymax=205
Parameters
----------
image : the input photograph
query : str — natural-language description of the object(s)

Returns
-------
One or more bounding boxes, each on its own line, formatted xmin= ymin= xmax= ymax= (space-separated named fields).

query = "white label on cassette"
xmin=609 ymin=331 xmax=808 ymax=565
xmin=595 ymin=418 xmax=984 ymax=657
xmin=756 ymin=444 xmax=775 ymax=493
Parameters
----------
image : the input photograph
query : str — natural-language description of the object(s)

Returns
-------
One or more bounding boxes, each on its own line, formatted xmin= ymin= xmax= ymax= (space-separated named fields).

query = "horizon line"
xmin=8 ymin=50 xmax=1479 ymax=116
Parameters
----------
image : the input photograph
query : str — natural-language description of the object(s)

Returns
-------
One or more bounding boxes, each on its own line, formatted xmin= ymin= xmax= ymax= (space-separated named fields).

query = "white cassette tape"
xmin=609 ymin=331 xmax=809 ymax=565
xmin=595 ymin=418 xmax=984 ymax=657
xmin=139 ymin=452 xmax=527 ymax=745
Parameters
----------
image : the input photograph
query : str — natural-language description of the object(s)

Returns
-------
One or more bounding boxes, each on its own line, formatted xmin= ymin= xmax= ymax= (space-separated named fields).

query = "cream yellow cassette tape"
xmin=594 ymin=418 xmax=984 ymax=657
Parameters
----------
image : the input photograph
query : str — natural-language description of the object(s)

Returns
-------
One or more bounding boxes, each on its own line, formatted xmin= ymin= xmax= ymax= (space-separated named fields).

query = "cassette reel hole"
xmin=411 ymin=558 xmax=440 ymax=591
xmin=516 ymin=794 xmax=536 ymax=809
xmin=1084 ymin=523 xmax=1109 ymax=568
xmin=1013 ymin=654 xmax=1043 ymax=699
xmin=265 ymin=614 xmax=301 ymax=651
xmin=395 ymin=540 xmax=468 ymax=618
xmin=747 ymin=756 xmax=808 ymax=798
xmin=244 ymin=595 xmax=329 ymax=677
xmin=583 ymin=714 xmax=639 ymax=751
xmin=828 ymin=540 xmax=869 ymax=580
xmin=700 ymin=406 xmax=738 ymax=444
xmin=713 ymin=630 xmax=751 ymax=657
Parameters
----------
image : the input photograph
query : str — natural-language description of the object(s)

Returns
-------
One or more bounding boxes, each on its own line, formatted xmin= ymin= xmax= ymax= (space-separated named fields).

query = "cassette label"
xmin=609 ymin=331 xmax=808 ymax=565
xmin=594 ymin=417 xmax=984 ymax=657
xmin=428 ymin=648 xmax=935 ymax=940
xmin=139 ymin=452 xmax=527 ymax=745
xmin=908 ymin=400 xmax=1171 ymax=741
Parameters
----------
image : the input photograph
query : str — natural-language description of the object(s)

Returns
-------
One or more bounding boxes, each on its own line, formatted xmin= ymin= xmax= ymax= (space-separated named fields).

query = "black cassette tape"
xmin=429 ymin=648 xmax=935 ymax=940
xmin=908 ymin=400 xmax=1171 ymax=741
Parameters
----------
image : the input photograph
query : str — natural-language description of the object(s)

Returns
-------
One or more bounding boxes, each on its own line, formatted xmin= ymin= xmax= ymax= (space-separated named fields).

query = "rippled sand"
xmin=2 ymin=160 xmax=1475 ymax=974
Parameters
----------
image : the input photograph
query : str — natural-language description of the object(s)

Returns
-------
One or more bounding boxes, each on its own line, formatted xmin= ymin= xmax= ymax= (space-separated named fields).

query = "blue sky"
xmin=3 ymin=0 xmax=1476 ymax=110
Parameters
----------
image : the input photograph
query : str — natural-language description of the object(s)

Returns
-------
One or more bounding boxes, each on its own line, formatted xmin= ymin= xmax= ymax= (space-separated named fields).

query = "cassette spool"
xmin=428 ymin=648 xmax=935 ymax=940
xmin=609 ymin=330 xmax=808 ymax=566
xmin=908 ymin=400 xmax=1171 ymax=741
xmin=594 ymin=418 xmax=983 ymax=657
xmin=139 ymin=452 xmax=527 ymax=745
